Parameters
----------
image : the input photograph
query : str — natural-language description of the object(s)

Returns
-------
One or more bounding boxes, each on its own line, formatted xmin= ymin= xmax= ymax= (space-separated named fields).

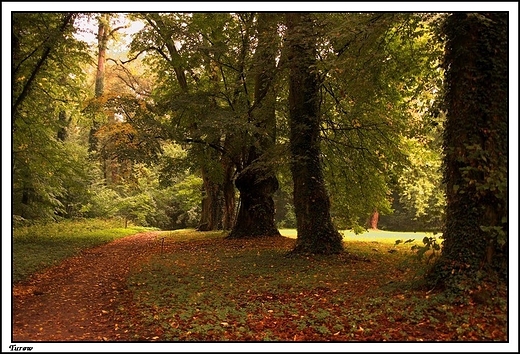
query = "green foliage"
xmin=81 ymin=182 xmax=121 ymax=218
xmin=385 ymin=134 xmax=445 ymax=231
xmin=13 ymin=218 xmax=153 ymax=283
xmin=314 ymin=13 xmax=445 ymax=230
xmin=274 ymin=164 xmax=297 ymax=228
xmin=277 ymin=202 xmax=296 ymax=229
xmin=77 ymin=143 xmax=202 ymax=230
xmin=116 ymin=193 xmax=156 ymax=226
xmin=149 ymin=175 xmax=203 ymax=229
xmin=410 ymin=236 xmax=442 ymax=264
xmin=12 ymin=13 xmax=92 ymax=221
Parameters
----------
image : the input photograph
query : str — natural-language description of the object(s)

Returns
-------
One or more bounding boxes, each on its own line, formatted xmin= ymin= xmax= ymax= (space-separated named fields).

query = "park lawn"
xmin=122 ymin=229 xmax=507 ymax=342
xmin=280 ymin=228 xmax=441 ymax=243
xmin=12 ymin=218 xmax=154 ymax=283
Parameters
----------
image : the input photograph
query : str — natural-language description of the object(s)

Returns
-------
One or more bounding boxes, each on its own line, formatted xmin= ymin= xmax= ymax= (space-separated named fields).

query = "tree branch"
xmin=109 ymin=25 xmax=127 ymax=38
xmin=12 ymin=13 xmax=75 ymax=126
xmin=184 ymin=138 xmax=227 ymax=155
xmin=119 ymin=49 xmax=147 ymax=64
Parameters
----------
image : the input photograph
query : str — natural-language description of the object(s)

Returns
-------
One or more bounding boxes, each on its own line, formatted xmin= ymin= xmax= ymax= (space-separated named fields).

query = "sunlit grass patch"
xmin=156 ymin=229 xmax=226 ymax=242
xmin=280 ymin=228 xmax=442 ymax=245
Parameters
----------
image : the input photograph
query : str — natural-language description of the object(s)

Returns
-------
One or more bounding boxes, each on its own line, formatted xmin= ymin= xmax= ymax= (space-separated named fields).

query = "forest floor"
xmin=11 ymin=230 xmax=509 ymax=346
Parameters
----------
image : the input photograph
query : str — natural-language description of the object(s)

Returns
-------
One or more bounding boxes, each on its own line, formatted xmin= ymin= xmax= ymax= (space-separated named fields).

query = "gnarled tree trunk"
xmin=227 ymin=13 xmax=281 ymax=239
xmin=228 ymin=165 xmax=280 ymax=238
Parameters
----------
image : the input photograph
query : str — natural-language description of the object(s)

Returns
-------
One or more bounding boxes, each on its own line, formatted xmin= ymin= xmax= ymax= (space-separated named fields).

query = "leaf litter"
xmin=12 ymin=231 xmax=507 ymax=342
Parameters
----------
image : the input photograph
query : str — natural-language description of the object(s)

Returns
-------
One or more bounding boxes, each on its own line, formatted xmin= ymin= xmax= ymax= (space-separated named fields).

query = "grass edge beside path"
xmin=13 ymin=224 xmax=441 ymax=284
xmin=13 ymin=218 xmax=156 ymax=283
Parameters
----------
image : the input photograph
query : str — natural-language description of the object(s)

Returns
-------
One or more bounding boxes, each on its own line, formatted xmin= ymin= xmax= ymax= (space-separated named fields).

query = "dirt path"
xmin=12 ymin=231 xmax=163 ymax=342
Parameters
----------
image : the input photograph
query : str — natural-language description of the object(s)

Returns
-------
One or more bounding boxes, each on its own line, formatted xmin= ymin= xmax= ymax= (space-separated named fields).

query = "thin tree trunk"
xmin=367 ymin=209 xmax=379 ymax=230
xmin=93 ymin=14 xmax=113 ymax=183
xmin=197 ymin=168 xmax=224 ymax=231
xmin=286 ymin=13 xmax=344 ymax=255
xmin=95 ymin=15 xmax=108 ymax=98
xmin=222 ymin=156 xmax=236 ymax=230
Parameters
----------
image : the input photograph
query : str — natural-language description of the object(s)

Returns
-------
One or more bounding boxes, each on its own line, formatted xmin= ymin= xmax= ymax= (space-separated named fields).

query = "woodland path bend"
xmin=12 ymin=231 xmax=162 ymax=342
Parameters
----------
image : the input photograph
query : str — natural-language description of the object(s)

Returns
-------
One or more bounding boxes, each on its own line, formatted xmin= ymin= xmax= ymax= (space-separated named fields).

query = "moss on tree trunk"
xmin=430 ymin=13 xmax=508 ymax=288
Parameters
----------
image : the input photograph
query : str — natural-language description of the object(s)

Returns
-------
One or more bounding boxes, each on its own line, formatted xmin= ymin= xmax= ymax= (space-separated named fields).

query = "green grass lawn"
xmin=12 ymin=218 xmax=154 ymax=283
xmin=123 ymin=229 xmax=506 ymax=342
xmin=280 ymin=228 xmax=442 ymax=244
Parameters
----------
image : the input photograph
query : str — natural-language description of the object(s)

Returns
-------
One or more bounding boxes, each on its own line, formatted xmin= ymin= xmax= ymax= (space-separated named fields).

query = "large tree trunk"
xmin=227 ymin=13 xmax=281 ymax=239
xmin=431 ymin=13 xmax=508 ymax=286
xmin=286 ymin=13 xmax=344 ymax=255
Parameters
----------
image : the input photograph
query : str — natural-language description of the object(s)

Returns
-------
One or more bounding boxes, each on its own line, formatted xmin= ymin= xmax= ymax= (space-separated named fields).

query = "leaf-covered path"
xmin=12 ymin=231 xmax=162 ymax=341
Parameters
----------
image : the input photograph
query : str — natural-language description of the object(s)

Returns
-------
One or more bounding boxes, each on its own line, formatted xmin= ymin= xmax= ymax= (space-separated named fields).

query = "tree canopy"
xmin=8 ymin=10 xmax=509 ymax=267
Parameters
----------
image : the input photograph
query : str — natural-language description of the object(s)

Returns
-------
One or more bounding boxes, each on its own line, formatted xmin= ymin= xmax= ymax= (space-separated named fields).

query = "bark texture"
xmin=432 ymin=13 xmax=508 ymax=285
xmin=227 ymin=13 xmax=281 ymax=239
xmin=286 ymin=13 xmax=344 ymax=254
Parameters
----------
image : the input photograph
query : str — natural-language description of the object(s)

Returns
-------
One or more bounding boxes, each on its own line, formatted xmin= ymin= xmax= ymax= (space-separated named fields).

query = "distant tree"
xmin=430 ymin=13 xmax=508 ymax=289
xmin=367 ymin=209 xmax=380 ymax=230
xmin=88 ymin=13 xmax=133 ymax=185
xmin=286 ymin=13 xmax=344 ymax=254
